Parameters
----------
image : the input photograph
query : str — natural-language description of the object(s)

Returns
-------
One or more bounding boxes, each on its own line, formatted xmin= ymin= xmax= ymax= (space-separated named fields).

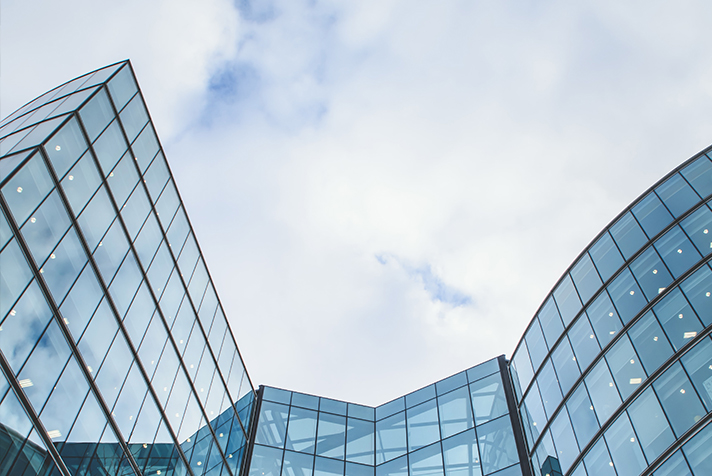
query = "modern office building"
xmin=0 ymin=61 xmax=711 ymax=476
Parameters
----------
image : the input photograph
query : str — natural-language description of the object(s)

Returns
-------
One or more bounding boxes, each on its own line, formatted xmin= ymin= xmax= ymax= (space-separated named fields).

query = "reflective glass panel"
xmin=375 ymin=411 xmax=406 ymax=464
xmin=586 ymin=292 xmax=623 ymax=348
xmin=549 ymin=408 xmax=578 ymax=473
xmin=346 ymin=418 xmax=374 ymax=465
xmin=441 ymin=429 xmax=482 ymax=476
xmin=537 ymin=296 xmax=563 ymax=348
xmin=551 ymin=338 xmax=580 ymax=395
xmin=583 ymin=438 xmax=616 ymax=476
xmin=653 ymin=288 xmax=703 ymax=350
xmin=680 ymin=205 xmax=712 ymax=256
xmin=653 ymin=450 xmax=692 ymax=476
xmin=630 ymin=247 xmax=673 ymax=301
xmin=655 ymin=174 xmax=699 ymax=218
xmin=680 ymin=265 xmax=712 ymax=327
xmin=680 ymin=337 xmax=712 ymax=410
xmin=609 ymin=212 xmax=647 ymax=260
xmin=628 ymin=311 xmax=673 ymax=375
xmin=2 ymin=153 xmax=53 ymax=226
xmin=536 ymin=359 xmax=562 ymax=418
xmin=654 ymin=226 xmax=700 ymax=278
xmin=604 ymin=413 xmax=646 ymax=476
xmin=632 ymin=193 xmax=673 ymax=239
xmin=409 ymin=442 xmax=443 ymax=476
xmin=607 ymin=269 xmax=647 ymax=324
xmin=589 ymin=232 xmax=624 ymax=281
xmin=628 ymin=387 xmax=674 ymax=462
xmin=316 ymin=413 xmax=346 ymax=459
xmin=476 ymin=416 xmax=518 ymax=475
xmin=567 ymin=315 xmax=600 ymax=371
xmin=681 ymin=155 xmax=712 ymax=198
xmin=406 ymin=398 xmax=439 ymax=451
xmin=78 ymin=88 xmax=114 ymax=141
xmin=438 ymin=385 xmax=473 ymax=439
xmin=682 ymin=420 xmax=712 ymax=475
xmin=653 ymin=362 xmax=705 ymax=437
xmin=567 ymin=383 xmax=599 ymax=449
xmin=605 ymin=336 xmax=645 ymax=400
xmin=553 ymin=274 xmax=582 ymax=326
xmin=524 ymin=319 xmax=547 ymax=370
xmin=571 ymin=253 xmax=602 ymax=304
xmin=585 ymin=359 xmax=621 ymax=424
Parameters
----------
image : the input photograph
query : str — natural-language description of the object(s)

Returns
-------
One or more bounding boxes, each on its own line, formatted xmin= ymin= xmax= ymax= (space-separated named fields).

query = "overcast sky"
xmin=3 ymin=0 xmax=712 ymax=406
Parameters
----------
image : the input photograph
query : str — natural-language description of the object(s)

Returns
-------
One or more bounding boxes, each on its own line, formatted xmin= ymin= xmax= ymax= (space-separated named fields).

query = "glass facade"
xmin=510 ymin=150 xmax=712 ymax=475
xmin=3 ymin=61 xmax=711 ymax=476
xmin=0 ymin=61 xmax=254 ymax=476
xmin=247 ymin=357 xmax=525 ymax=476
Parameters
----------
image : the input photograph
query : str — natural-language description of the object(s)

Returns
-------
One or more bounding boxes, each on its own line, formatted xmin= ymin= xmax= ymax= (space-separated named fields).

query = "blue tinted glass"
xmin=567 ymin=316 xmax=600 ymax=371
xmin=628 ymin=387 xmax=674 ymax=462
xmin=470 ymin=373 xmax=508 ymax=426
xmin=286 ymin=407 xmax=317 ymax=453
xmin=653 ymin=450 xmax=692 ymax=476
xmin=441 ymin=428 xmax=481 ymax=476
xmin=680 ymin=155 xmax=712 ymax=198
xmin=567 ymin=383 xmax=599 ymax=448
xmin=375 ymin=411 xmax=406 ymax=464
xmin=409 ymin=442 xmax=443 ymax=476
xmin=61 ymin=150 xmax=101 ymax=216
xmin=680 ymin=265 xmax=712 ymax=327
xmin=41 ymin=228 xmax=86 ymax=303
xmin=376 ymin=398 xmax=404 ymax=421
xmin=632 ymin=193 xmax=673 ymax=239
xmin=630 ymin=247 xmax=673 ymax=301
xmin=605 ymin=336 xmax=645 ymax=400
xmin=436 ymin=371 xmax=467 ymax=396
xmin=549 ymin=409 xmax=578 ymax=473
xmin=255 ymin=401 xmax=289 ymax=448
xmin=346 ymin=462 xmax=373 ymax=476
xmin=682 ymin=420 xmax=712 ymax=475
xmin=249 ymin=444 xmax=283 ymax=476
xmin=681 ymin=337 xmax=712 ymax=410
xmin=321 ymin=398 xmax=347 ymax=416
xmin=628 ymin=311 xmax=673 ymax=375
xmin=522 ymin=382 xmax=546 ymax=447
xmin=438 ymin=386 xmax=473 ymax=439
xmin=583 ymin=438 xmax=616 ymax=476
xmin=537 ymin=296 xmax=563 ymax=348
xmin=553 ymin=274 xmax=582 ymax=326
xmin=604 ymin=413 xmax=646 ymax=476
xmin=108 ymin=65 xmax=138 ymax=111
xmin=292 ymin=392 xmax=319 ymax=411
xmin=653 ymin=288 xmax=703 ymax=350
xmin=476 ymin=416 xmax=518 ymax=475
xmin=590 ymin=232 xmax=625 ymax=281
xmin=282 ymin=450 xmax=314 ymax=476
xmin=0 ymin=240 xmax=34 ymax=322
xmin=2 ymin=153 xmax=54 ymax=226
xmin=610 ymin=213 xmax=647 ymax=260
xmin=607 ymin=269 xmax=647 ymax=324
xmin=654 ymin=226 xmax=700 ymax=278
xmin=44 ymin=116 xmax=88 ymax=179
xmin=536 ymin=359 xmax=562 ymax=418
xmin=376 ymin=455 xmax=407 ymax=476
xmin=680 ymin=205 xmax=712 ymax=257
xmin=654 ymin=363 xmax=705 ymax=437
xmin=511 ymin=345 xmax=533 ymax=398
xmin=346 ymin=418 xmax=374 ymax=465
xmin=585 ymin=359 xmax=621 ymax=424
xmin=586 ymin=291 xmax=623 ymax=347
xmin=21 ymin=190 xmax=70 ymax=266
xmin=466 ymin=359 xmax=499 ymax=383
xmin=655 ymin=174 xmax=700 ymax=217
xmin=93 ymin=120 xmax=128 ymax=175
xmin=406 ymin=385 xmax=435 ymax=409
xmin=78 ymin=88 xmax=114 ymax=141
xmin=264 ymin=387 xmax=291 ymax=405
xmin=131 ymin=123 xmax=160 ymax=173
xmin=120 ymin=95 xmax=149 ymax=142
xmin=551 ymin=338 xmax=580 ymax=395
xmin=525 ymin=319 xmax=547 ymax=370
xmin=571 ymin=253 xmax=602 ymax=304
xmin=316 ymin=413 xmax=346 ymax=459
xmin=406 ymin=398 xmax=439 ymax=451
xmin=348 ymin=404 xmax=374 ymax=421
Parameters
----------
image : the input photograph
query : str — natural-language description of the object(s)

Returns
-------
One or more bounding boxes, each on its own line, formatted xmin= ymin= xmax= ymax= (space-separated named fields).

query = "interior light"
xmin=629 ymin=378 xmax=642 ymax=384
xmin=109 ymin=172 xmax=114 ymax=177
xmin=609 ymin=331 xmax=615 ymax=335
xmin=62 ymin=317 xmax=68 ymax=325
xmin=50 ymin=253 xmax=56 ymax=259
xmin=157 ymin=471 xmax=161 ymax=475
xmin=590 ymin=334 xmax=595 ymax=339
xmin=197 ymin=462 xmax=202 ymax=466
xmin=176 ymin=413 xmax=180 ymax=418
xmin=630 ymin=359 xmax=635 ymax=364
xmin=609 ymin=382 xmax=613 ymax=387
xmin=679 ymin=314 xmax=684 ymax=319
xmin=220 ymin=433 xmax=224 ymax=437
xmin=47 ymin=430 xmax=61 ymax=439
xmin=630 ymin=437 xmax=635 ymax=443
xmin=652 ymin=269 xmax=658 ymax=274
xmin=680 ymin=389 xmax=686 ymax=394
xmin=68 ymin=175 xmax=74 ymax=181
xmin=39 ymin=268 xmax=44 ymax=274
xmin=609 ymin=462 xmax=614 ymax=467
xmin=629 ymin=290 xmax=635 ymax=295
xmin=16 ymin=187 xmax=22 ymax=193
xmin=10 ymin=310 xmax=16 ymax=316
xmin=87 ymin=366 xmax=93 ymax=373
xmin=707 ymin=292 xmax=711 ymax=297
xmin=590 ymin=406 xmax=594 ymax=410
xmin=608 ymin=312 xmax=613 ymax=317
xmin=30 ymin=217 xmax=36 ymax=223
xmin=143 ymin=443 xmax=148 ymax=448
xmin=653 ymin=336 xmax=658 ymax=341
xmin=677 ymin=249 xmax=683 ymax=254
xmin=55 ymin=145 xmax=61 ymax=151
xmin=19 ymin=379 xmax=33 ymax=388
xmin=684 ymin=331 xmax=697 ymax=339
xmin=705 ymin=229 xmax=709 ymax=234
xmin=658 ymin=287 xmax=666 ymax=294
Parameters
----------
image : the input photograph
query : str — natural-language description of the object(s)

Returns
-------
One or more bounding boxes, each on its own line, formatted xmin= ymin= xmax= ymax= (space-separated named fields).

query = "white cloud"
xmin=4 ymin=0 xmax=712 ymax=405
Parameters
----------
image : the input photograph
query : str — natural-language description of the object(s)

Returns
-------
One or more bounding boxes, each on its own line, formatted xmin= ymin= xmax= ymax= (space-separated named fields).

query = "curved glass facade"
xmin=509 ymin=152 xmax=712 ymax=476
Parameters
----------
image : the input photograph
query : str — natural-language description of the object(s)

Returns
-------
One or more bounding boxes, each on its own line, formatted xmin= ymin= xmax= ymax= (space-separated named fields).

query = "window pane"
xmin=654 ymin=226 xmax=700 ymax=278
xmin=680 ymin=337 xmax=712 ymax=411
xmin=586 ymin=292 xmax=623 ymax=348
xmin=571 ymin=253 xmax=602 ymax=304
xmin=61 ymin=150 xmax=101 ymax=216
xmin=346 ymin=417 xmax=374 ymax=465
xmin=108 ymin=65 xmax=138 ymax=111
xmin=553 ymin=274 xmax=582 ymax=326
xmin=316 ymin=413 xmax=346 ymax=459
xmin=610 ymin=213 xmax=647 ymax=260
xmin=442 ymin=429 xmax=482 ymax=476
xmin=44 ymin=116 xmax=88 ymax=179
xmin=630 ymin=247 xmax=673 ymax=301
xmin=522 ymin=382 xmax=546 ymax=448
xmin=409 ymin=442 xmax=443 ymax=476
xmin=607 ymin=269 xmax=647 ymax=324
xmin=680 ymin=206 xmax=712 ymax=257
xmin=653 ymin=289 xmax=703 ymax=351
xmin=0 ymin=241 xmax=35 ymax=335
xmin=585 ymin=359 xmax=621 ymax=425
xmin=537 ymin=296 xmax=563 ymax=348
xmin=39 ymin=356 xmax=90 ymax=443
xmin=470 ymin=373 xmax=507 ymax=426
xmin=680 ymin=155 xmax=712 ymax=198
xmin=682 ymin=420 xmax=712 ymax=475
xmin=377 ymin=455 xmax=406 ymax=476
xmin=653 ymin=450 xmax=691 ymax=476
xmin=653 ymin=362 xmax=705 ymax=437
xmin=406 ymin=398 xmax=439 ymax=451
xmin=438 ymin=386 xmax=473 ymax=439
xmin=282 ymin=450 xmax=313 ymax=476
xmin=120 ymin=94 xmax=149 ymax=142
xmin=655 ymin=174 xmax=699 ymax=218
xmin=93 ymin=120 xmax=127 ymax=175
xmin=476 ymin=416 xmax=518 ymax=475
xmin=628 ymin=388 xmax=674 ymax=462
xmin=255 ymin=402 xmax=289 ymax=448
xmin=590 ymin=232 xmax=624 ymax=281
xmin=551 ymin=338 xmax=580 ymax=395
xmin=524 ymin=319 xmax=547 ymax=370
xmin=567 ymin=383 xmax=599 ymax=449
xmin=567 ymin=315 xmax=600 ymax=371
xmin=2 ymin=153 xmax=54 ymax=226
xmin=79 ymin=88 xmax=114 ymax=141
xmin=628 ymin=311 xmax=673 ymax=375
xmin=375 ymin=411 xmax=406 ymax=464
xmin=132 ymin=123 xmax=160 ymax=173
xmin=249 ymin=444 xmax=284 ymax=476
xmin=549 ymin=409 xmax=578 ymax=473
xmin=680 ymin=265 xmax=712 ymax=327
xmin=536 ymin=359 xmax=562 ymax=418
xmin=511 ymin=345 xmax=533 ymax=399
xmin=604 ymin=413 xmax=646 ymax=476
xmin=605 ymin=336 xmax=645 ymax=400
xmin=632 ymin=193 xmax=673 ymax=239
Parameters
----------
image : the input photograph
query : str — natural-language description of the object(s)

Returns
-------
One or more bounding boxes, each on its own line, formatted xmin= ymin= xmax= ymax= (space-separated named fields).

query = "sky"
xmin=3 ymin=0 xmax=712 ymax=406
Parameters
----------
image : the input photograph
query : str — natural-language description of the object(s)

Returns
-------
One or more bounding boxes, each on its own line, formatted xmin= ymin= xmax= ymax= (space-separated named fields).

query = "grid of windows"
xmin=0 ymin=61 xmax=255 ymax=476
xmin=247 ymin=357 xmax=524 ymax=476
xmin=510 ymin=151 xmax=712 ymax=475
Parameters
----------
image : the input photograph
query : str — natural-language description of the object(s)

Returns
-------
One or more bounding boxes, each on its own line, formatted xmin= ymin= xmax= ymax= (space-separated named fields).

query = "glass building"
xmin=1 ymin=62 xmax=711 ymax=476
